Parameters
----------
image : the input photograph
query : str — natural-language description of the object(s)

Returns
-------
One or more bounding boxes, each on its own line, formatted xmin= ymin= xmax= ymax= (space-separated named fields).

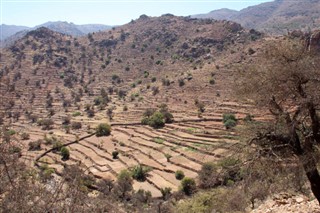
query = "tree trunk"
xmin=299 ymin=151 xmax=320 ymax=204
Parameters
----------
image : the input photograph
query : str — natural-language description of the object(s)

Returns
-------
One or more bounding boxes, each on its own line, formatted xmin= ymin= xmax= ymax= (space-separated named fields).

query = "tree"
xmin=235 ymin=37 xmax=320 ymax=203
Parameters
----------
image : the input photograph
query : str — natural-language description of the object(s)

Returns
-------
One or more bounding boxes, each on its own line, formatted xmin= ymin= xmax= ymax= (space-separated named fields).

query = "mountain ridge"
xmin=0 ymin=21 xmax=113 ymax=46
xmin=192 ymin=0 xmax=320 ymax=34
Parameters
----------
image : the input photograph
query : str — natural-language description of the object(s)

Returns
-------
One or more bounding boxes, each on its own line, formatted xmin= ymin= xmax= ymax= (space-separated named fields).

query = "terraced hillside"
xmin=0 ymin=15 xmax=269 ymax=197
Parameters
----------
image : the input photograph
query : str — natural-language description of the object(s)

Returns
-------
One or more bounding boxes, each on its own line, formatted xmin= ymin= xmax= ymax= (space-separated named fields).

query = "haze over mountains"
xmin=193 ymin=0 xmax=320 ymax=34
xmin=0 ymin=21 xmax=113 ymax=46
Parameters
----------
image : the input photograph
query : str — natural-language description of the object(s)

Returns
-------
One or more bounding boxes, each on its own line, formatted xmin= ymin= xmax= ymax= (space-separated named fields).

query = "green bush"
xmin=222 ymin=113 xmax=237 ymax=123
xmin=142 ymin=106 xmax=174 ymax=128
xmin=222 ymin=113 xmax=237 ymax=129
xmin=112 ymin=151 xmax=119 ymax=159
xmin=148 ymin=111 xmax=165 ymax=128
xmin=180 ymin=177 xmax=197 ymax=196
xmin=175 ymin=170 xmax=185 ymax=180
xmin=72 ymin=111 xmax=81 ymax=117
xmin=60 ymin=146 xmax=70 ymax=160
xmin=131 ymin=165 xmax=151 ymax=181
xmin=96 ymin=123 xmax=111 ymax=137
xmin=224 ymin=119 xmax=237 ymax=129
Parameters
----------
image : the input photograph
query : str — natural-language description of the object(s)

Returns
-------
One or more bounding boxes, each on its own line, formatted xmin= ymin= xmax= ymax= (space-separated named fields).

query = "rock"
xmin=295 ymin=197 xmax=304 ymax=203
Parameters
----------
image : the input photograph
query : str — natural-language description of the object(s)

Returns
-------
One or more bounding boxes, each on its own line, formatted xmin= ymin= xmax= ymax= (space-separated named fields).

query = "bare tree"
xmin=235 ymin=37 xmax=320 ymax=203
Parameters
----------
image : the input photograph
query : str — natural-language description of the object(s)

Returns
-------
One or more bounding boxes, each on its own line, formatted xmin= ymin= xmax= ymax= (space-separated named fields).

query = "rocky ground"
xmin=252 ymin=193 xmax=320 ymax=213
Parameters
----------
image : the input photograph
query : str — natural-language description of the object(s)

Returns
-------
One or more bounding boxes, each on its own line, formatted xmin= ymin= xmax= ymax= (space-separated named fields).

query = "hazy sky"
xmin=1 ymin=0 xmax=272 ymax=26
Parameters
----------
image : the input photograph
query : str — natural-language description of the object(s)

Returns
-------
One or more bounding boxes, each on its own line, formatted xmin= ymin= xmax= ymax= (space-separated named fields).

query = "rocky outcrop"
xmin=308 ymin=30 xmax=320 ymax=52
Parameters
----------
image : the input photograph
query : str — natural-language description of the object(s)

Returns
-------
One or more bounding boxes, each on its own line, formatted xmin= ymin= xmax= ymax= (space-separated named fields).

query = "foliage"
xmin=28 ymin=140 xmax=42 ymax=151
xmin=235 ymin=37 xmax=320 ymax=202
xmin=95 ymin=123 xmax=111 ymax=137
xmin=112 ymin=151 xmax=119 ymax=159
xmin=116 ymin=169 xmax=133 ymax=199
xmin=60 ymin=146 xmax=70 ymax=160
xmin=20 ymin=132 xmax=30 ymax=140
xmin=222 ymin=113 xmax=237 ymax=129
xmin=198 ymin=162 xmax=218 ymax=189
xmin=175 ymin=170 xmax=185 ymax=180
xmin=131 ymin=165 xmax=151 ymax=181
xmin=141 ymin=105 xmax=174 ymax=128
xmin=71 ymin=121 xmax=82 ymax=130
xmin=180 ymin=177 xmax=197 ymax=196
xmin=160 ymin=187 xmax=172 ymax=200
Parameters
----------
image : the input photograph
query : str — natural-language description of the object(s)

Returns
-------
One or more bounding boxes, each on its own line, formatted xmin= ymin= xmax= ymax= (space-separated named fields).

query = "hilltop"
xmin=193 ymin=0 xmax=320 ymax=34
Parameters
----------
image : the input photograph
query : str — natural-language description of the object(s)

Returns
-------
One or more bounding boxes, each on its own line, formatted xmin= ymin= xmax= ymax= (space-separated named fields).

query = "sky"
xmin=1 ymin=0 xmax=272 ymax=27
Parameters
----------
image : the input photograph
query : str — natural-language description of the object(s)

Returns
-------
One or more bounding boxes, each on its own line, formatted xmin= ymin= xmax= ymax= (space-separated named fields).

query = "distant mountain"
xmin=192 ymin=0 xmax=320 ymax=34
xmin=1 ymin=21 xmax=113 ymax=47
xmin=0 ymin=24 xmax=30 ymax=40
xmin=36 ymin=21 xmax=85 ymax=36
xmin=193 ymin=8 xmax=237 ymax=20
xmin=77 ymin=24 xmax=113 ymax=34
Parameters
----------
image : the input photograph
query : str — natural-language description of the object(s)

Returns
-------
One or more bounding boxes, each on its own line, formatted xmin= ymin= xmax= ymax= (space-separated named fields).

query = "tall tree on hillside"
xmin=235 ymin=37 xmax=320 ymax=203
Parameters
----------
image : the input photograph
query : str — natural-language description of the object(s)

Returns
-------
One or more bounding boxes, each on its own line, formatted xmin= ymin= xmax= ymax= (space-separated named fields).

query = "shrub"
xmin=38 ymin=118 xmax=54 ymax=130
xmin=21 ymin=132 xmax=30 ymax=140
xmin=218 ymin=157 xmax=242 ymax=185
xmin=222 ymin=113 xmax=237 ymax=123
xmin=28 ymin=140 xmax=42 ymax=151
xmin=72 ymin=111 xmax=81 ymax=117
xmin=209 ymin=78 xmax=215 ymax=85
xmin=112 ymin=151 xmax=119 ymax=159
xmin=164 ymin=153 xmax=172 ymax=162
xmin=151 ymin=77 xmax=157 ymax=82
xmin=40 ymin=164 xmax=55 ymax=180
xmin=244 ymin=114 xmax=254 ymax=122
xmin=148 ymin=111 xmax=165 ymax=128
xmin=131 ymin=165 xmax=151 ymax=181
xmin=159 ymin=104 xmax=174 ymax=123
xmin=52 ymin=141 xmax=63 ymax=152
xmin=116 ymin=169 xmax=133 ymax=199
xmin=160 ymin=187 xmax=172 ymax=200
xmin=71 ymin=121 xmax=82 ymax=130
xmin=178 ymin=79 xmax=185 ymax=87
xmin=222 ymin=113 xmax=237 ymax=129
xmin=133 ymin=189 xmax=152 ymax=204
xmin=9 ymin=146 xmax=21 ymax=155
xmin=123 ymin=105 xmax=128 ymax=111
xmin=96 ymin=123 xmax=111 ymax=137
xmin=199 ymin=162 xmax=218 ymax=189
xmin=60 ymin=146 xmax=70 ymax=160
xmin=180 ymin=177 xmax=196 ymax=196
xmin=151 ymin=86 xmax=159 ymax=95
xmin=175 ymin=170 xmax=185 ymax=180
xmin=7 ymin=129 xmax=16 ymax=135
xmin=224 ymin=119 xmax=237 ymax=129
